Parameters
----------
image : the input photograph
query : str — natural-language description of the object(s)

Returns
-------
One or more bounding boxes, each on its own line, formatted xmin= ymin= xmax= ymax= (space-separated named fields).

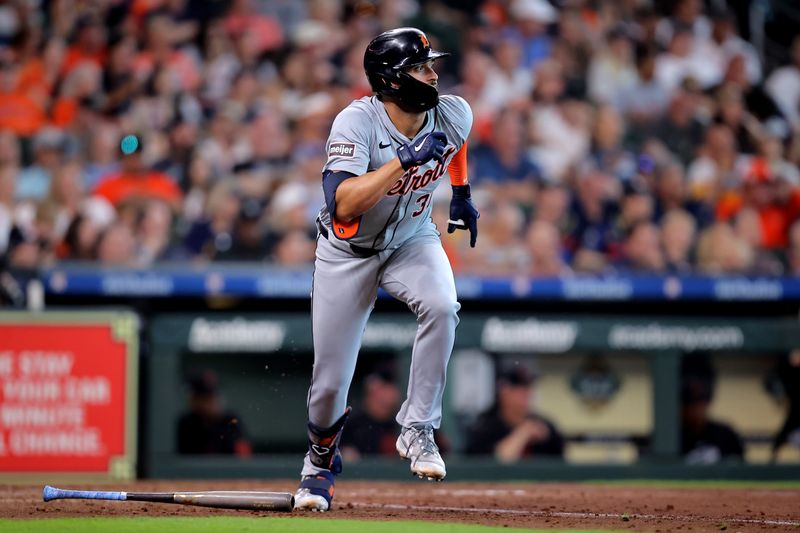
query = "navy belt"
xmin=316 ymin=219 xmax=379 ymax=258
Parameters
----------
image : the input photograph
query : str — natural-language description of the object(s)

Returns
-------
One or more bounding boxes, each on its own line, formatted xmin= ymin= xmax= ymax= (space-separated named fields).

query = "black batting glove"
xmin=447 ymin=184 xmax=480 ymax=247
xmin=397 ymin=131 xmax=447 ymax=170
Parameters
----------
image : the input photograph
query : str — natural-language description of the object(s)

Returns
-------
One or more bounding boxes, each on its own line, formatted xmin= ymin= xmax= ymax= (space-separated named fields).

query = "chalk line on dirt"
xmin=348 ymin=501 xmax=800 ymax=527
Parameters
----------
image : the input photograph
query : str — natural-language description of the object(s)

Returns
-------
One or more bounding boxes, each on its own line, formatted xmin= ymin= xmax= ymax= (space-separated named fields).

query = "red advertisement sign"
xmin=0 ymin=318 xmax=136 ymax=475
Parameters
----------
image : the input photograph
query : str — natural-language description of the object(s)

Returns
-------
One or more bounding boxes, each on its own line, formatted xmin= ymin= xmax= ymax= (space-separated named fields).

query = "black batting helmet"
xmin=363 ymin=27 xmax=450 ymax=113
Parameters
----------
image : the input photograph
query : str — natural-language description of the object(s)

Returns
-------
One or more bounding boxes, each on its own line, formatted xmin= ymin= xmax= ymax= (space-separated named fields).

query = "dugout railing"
xmin=142 ymin=312 xmax=800 ymax=481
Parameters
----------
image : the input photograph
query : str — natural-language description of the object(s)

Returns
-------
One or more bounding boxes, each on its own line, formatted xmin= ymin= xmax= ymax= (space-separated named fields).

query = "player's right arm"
xmin=330 ymin=160 xmax=404 ymax=222
xmin=332 ymin=132 xmax=447 ymax=221
xmin=323 ymin=105 xmax=448 ymax=224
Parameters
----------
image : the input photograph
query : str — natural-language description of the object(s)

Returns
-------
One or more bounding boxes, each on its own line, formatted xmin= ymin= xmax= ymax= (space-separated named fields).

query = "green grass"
xmin=581 ymin=479 xmax=800 ymax=489
xmin=0 ymin=517 xmax=620 ymax=533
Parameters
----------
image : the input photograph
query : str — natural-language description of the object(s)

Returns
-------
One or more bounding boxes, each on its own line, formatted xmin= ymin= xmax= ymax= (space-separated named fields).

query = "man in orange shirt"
xmin=716 ymin=158 xmax=800 ymax=249
xmin=93 ymin=136 xmax=182 ymax=211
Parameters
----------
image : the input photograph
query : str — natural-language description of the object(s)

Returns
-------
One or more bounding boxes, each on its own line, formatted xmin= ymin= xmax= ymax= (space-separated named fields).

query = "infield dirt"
xmin=2 ymin=480 xmax=799 ymax=531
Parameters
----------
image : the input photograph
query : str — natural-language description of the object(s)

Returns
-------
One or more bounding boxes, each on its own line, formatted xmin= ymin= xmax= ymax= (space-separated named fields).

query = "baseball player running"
xmin=293 ymin=27 xmax=479 ymax=512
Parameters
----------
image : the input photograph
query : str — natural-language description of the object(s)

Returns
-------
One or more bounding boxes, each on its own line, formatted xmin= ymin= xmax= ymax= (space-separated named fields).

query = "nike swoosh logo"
xmin=311 ymin=444 xmax=330 ymax=455
xmin=414 ymin=140 xmax=425 ymax=151
xmin=379 ymin=142 xmax=391 ymax=149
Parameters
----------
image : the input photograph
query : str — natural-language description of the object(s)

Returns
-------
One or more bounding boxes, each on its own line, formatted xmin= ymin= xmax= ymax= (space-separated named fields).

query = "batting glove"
xmin=397 ymin=131 xmax=448 ymax=170
xmin=447 ymin=184 xmax=480 ymax=247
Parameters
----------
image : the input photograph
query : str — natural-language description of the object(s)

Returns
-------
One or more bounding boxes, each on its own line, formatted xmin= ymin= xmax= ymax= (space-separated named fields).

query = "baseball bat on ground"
xmin=43 ymin=485 xmax=294 ymax=512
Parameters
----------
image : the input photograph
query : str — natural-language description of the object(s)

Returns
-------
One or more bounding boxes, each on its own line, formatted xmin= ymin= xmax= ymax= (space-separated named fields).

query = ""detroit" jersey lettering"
xmin=319 ymin=94 xmax=472 ymax=250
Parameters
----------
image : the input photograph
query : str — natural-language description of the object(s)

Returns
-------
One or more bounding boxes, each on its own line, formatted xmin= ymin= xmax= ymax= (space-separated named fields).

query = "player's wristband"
xmin=452 ymin=184 xmax=471 ymax=199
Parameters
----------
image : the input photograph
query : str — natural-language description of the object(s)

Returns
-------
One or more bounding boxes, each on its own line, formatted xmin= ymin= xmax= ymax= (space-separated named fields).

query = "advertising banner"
xmin=0 ymin=312 xmax=138 ymax=479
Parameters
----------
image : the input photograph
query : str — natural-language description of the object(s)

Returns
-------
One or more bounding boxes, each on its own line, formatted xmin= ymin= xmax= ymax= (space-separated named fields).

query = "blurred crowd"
xmin=1 ymin=0 xmax=800 ymax=277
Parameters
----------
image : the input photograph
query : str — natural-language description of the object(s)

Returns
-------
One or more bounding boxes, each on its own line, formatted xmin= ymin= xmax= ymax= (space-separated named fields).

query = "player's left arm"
xmin=443 ymin=96 xmax=480 ymax=248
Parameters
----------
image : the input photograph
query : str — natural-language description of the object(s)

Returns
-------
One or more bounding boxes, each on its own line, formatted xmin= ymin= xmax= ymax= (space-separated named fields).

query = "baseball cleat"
xmin=294 ymin=471 xmax=335 ymax=512
xmin=396 ymin=424 xmax=446 ymax=480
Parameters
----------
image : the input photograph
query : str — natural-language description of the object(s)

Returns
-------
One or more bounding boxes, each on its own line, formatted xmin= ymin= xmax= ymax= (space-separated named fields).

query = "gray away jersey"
xmin=319 ymin=94 xmax=473 ymax=250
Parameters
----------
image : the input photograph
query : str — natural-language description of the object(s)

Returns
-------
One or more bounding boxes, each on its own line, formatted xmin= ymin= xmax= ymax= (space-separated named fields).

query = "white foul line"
xmin=348 ymin=501 xmax=800 ymax=527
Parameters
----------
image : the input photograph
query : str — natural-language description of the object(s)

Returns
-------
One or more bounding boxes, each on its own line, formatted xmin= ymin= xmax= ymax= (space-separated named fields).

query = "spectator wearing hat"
xmin=681 ymin=354 xmax=743 ymax=465
xmin=92 ymin=135 xmax=183 ymax=211
xmin=465 ymin=365 xmax=564 ymax=462
xmin=716 ymin=157 xmax=800 ymax=250
xmin=213 ymin=196 xmax=273 ymax=261
xmin=587 ymin=26 xmax=637 ymax=106
xmin=621 ymin=46 xmax=669 ymax=127
xmin=177 ymin=370 xmax=252 ymax=457
xmin=505 ymin=0 xmax=559 ymax=70
xmin=16 ymin=127 xmax=67 ymax=202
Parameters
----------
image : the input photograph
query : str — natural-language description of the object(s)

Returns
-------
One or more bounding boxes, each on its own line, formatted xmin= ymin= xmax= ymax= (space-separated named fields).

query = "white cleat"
xmin=293 ymin=488 xmax=329 ymax=512
xmin=396 ymin=425 xmax=446 ymax=481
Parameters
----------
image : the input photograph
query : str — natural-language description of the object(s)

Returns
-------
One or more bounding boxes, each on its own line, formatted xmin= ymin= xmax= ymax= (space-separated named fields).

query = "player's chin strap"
xmin=307 ymin=407 xmax=351 ymax=474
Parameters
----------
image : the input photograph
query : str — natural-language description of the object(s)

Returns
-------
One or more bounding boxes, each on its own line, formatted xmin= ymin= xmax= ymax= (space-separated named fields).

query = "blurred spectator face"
xmin=711 ymin=16 xmax=734 ymax=44
xmin=533 ymin=59 xmax=564 ymax=103
xmin=526 ymin=220 xmax=564 ymax=276
xmin=146 ymin=15 xmax=175 ymax=52
xmin=492 ymin=108 xmax=524 ymax=155
xmin=206 ymin=182 xmax=240 ymax=225
xmin=494 ymin=38 xmax=523 ymax=73
xmin=657 ymin=163 xmax=686 ymax=204
xmin=536 ymin=185 xmax=568 ymax=223
xmin=96 ymin=223 xmax=136 ymax=265
xmin=674 ymin=0 xmax=701 ymax=25
xmin=697 ymin=222 xmax=754 ymax=273
xmin=724 ymin=55 xmax=748 ymax=87
xmin=51 ymin=161 xmax=83 ymax=206
xmin=75 ymin=17 xmax=107 ymax=52
xmin=8 ymin=240 xmax=40 ymax=268
xmin=744 ymin=178 xmax=777 ymax=208
xmin=139 ymin=201 xmax=173 ymax=242
xmin=460 ymin=50 xmax=492 ymax=89
xmin=577 ymin=169 xmax=613 ymax=208
xmin=42 ymin=37 xmax=66 ymax=71
xmin=557 ymin=9 xmax=585 ymax=47
xmin=733 ymin=207 xmax=762 ymax=248
xmin=661 ymin=209 xmax=696 ymax=263
xmin=188 ymin=154 xmax=212 ymax=190
xmin=121 ymin=151 xmax=145 ymax=174
xmin=498 ymin=381 xmax=533 ymax=423
xmin=32 ymin=132 xmax=66 ymax=169
xmin=65 ymin=215 xmax=99 ymax=260
xmin=668 ymin=30 xmax=692 ymax=58
xmin=705 ymin=124 xmax=736 ymax=156
xmin=273 ymin=230 xmax=315 ymax=266
xmin=89 ymin=123 xmax=121 ymax=163
xmin=608 ymin=32 xmax=632 ymax=62
xmin=621 ymin=192 xmax=653 ymax=227
xmin=624 ymin=222 xmax=665 ymax=271
xmin=636 ymin=50 xmax=657 ymax=81
xmin=363 ymin=374 xmax=400 ymax=422
xmin=250 ymin=112 xmax=291 ymax=160
xmin=593 ymin=106 xmax=624 ymax=149
xmin=717 ymin=87 xmax=744 ymax=125
xmin=108 ymin=36 xmax=136 ymax=73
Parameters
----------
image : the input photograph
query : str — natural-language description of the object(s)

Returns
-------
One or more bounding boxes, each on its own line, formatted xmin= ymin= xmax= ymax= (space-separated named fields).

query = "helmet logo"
xmin=419 ymin=33 xmax=429 ymax=48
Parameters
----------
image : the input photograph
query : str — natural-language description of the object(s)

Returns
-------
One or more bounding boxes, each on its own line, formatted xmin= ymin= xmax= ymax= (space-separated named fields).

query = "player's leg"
xmin=295 ymin=237 xmax=380 ymax=510
xmin=380 ymin=231 xmax=459 ymax=480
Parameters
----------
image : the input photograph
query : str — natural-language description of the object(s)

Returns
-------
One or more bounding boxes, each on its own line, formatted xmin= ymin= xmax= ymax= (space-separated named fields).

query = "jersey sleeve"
xmin=437 ymin=95 xmax=473 ymax=147
xmin=323 ymin=105 xmax=372 ymax=176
